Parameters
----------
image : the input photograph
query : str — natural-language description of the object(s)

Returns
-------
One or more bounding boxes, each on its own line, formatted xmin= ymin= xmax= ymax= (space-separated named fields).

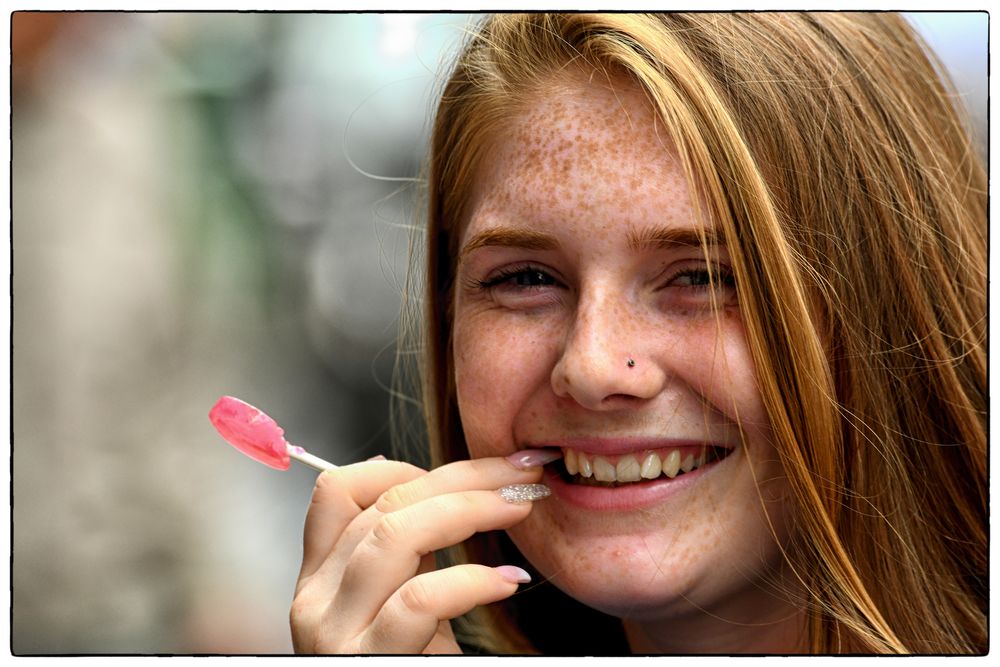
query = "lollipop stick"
xmin=287 ymin=444 xmax=336 ymax=472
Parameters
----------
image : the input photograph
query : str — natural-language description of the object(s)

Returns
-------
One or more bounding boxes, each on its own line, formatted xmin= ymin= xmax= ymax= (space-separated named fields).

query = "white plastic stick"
xmin=287 ymin=444 xmax=337 ymax=472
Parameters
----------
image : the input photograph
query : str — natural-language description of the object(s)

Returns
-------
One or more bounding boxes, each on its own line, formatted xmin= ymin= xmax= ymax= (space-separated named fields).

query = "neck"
xmin=622 ymin=593 xmax=808 ymax=654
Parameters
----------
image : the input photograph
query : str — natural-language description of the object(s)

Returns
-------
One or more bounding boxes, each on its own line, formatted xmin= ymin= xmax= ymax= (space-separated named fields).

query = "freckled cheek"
xmin=454 ymin=318 xmax=536 ymax=392
xmin=720 ymin=327 xmax=769 ymax=429
xmin=678 ymin=318 xmax=769 ymax=431
xmin=453 ymin=315 xmax=559 ymax=456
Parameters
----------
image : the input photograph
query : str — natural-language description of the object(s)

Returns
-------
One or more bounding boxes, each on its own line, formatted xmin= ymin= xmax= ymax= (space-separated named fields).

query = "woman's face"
xmin=452 ymin=75 xmax=794 ymax=627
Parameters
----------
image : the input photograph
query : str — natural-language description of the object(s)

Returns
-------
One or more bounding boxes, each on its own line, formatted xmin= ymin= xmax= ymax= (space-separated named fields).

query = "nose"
xmin=551 ymin=290 xmax=666 ymax=409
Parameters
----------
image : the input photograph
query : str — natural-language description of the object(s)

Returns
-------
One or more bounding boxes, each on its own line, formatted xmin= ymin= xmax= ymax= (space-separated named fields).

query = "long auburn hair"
xmin=404 ymin=12 xmax=986 ymax=654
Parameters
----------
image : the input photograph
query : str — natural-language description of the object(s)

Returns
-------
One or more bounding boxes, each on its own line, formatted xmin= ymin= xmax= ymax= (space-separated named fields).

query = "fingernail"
xmin=366 ymin=454 xmax=387 ymax=461
xmin=495 ymin=565 xmax=531 ymax=584
xmin=498 ymin=483 xmax=551 ymax=503
xmin=505 ymin=449 xmax=562 ymax=469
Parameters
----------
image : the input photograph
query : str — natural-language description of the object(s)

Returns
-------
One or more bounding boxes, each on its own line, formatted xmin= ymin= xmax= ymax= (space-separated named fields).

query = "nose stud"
xmin=627 ymin=358 xmax=636 ymax=368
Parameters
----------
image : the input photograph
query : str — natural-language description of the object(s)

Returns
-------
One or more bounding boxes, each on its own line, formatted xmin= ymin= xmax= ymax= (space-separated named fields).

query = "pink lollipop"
xmin=208 ymin=395 xmax=335 ymax=472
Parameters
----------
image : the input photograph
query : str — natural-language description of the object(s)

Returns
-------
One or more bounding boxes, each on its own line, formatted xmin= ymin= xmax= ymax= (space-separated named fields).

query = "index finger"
xmin=375 ymin=449 xmax=561 ymax=514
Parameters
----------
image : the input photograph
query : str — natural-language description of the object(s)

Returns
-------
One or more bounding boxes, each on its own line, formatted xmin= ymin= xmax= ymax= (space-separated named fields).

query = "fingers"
xmin=375 ymin=452 xmax=556 ymax=513
xmin=300 ymin=459 xmax=426 ymax=580
xmin=293 ymin=452 xmax=558 ymax=654
xmin=361 ymin=564 xmax=530 ymax=653
xmin=330 ymin=488 xmax=538 ymax=635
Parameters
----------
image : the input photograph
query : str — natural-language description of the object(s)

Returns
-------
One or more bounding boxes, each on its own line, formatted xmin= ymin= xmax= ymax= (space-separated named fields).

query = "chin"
xmin=504 ymin=497 xmax=791 ymax=623
xmin=505 ymin=520 xmax=697 ymax=617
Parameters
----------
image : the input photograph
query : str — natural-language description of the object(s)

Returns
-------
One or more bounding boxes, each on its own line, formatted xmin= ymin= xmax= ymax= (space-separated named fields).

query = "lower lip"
xmin=542 ymin=453 xmax=730 ymax=511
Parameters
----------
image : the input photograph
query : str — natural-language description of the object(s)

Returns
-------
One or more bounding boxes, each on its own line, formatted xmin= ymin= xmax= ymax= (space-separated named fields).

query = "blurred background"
xmin=10 ymin=11 xmax=987 ymax=655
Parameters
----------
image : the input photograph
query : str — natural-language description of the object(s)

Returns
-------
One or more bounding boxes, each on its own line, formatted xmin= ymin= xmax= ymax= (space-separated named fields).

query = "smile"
xmin=558 ymin=445 xmax=731 ymax=487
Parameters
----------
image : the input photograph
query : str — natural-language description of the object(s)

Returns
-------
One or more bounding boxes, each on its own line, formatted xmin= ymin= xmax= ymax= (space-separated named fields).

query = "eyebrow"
xmin=458 ymin=227 xmax=559 ymax=263
xmin=457 ymin=224 xmax=724 ymax=263
xmin=627 ymin=225 xmax=723 ymax=251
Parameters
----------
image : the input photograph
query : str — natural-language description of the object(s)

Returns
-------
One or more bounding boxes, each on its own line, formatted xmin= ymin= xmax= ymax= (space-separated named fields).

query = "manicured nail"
xmin=366 ymin=454 xmax=387 ymax=461
xmin=505 ymin=449 xmax=562 ymax=469
xmin=498 ymin=483 xmax=551 ymax=503
xmin=495 ymin=565 xmax=531 ymax=584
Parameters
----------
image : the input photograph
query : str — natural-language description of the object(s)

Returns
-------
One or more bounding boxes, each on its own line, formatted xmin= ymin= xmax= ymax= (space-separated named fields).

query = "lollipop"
xmin=208 ymin=395 xmax=335 ymax=472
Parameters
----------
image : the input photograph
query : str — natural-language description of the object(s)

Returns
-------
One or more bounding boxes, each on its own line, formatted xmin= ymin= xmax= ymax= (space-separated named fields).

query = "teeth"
xmin=562 ymin=446 xmax=723 ymax=484
xmin=564 ymin=449 xmax=578 ymax=475
xmin=616 ymin=455 xmax=641 ymax=482
xmin=640 ymin=452 xmax=662 ymax=479
xmin=663 ymin=450 xmax=681 ymax=478
xmin=592 ymin=456 xmax=616 ymax=482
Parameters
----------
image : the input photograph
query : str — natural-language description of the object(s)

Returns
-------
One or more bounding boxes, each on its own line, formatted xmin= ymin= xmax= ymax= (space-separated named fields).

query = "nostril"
xmin=598 ymin=394 xmax=646 ymax=410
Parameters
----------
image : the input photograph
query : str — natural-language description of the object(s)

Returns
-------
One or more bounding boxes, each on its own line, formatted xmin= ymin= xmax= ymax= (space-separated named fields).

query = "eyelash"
xmin=474 ymin=265 xmax=735 ymax=291
xmin=474 ymin=265 xmax=559 ymax=290
xmin=666 ymin=267 xmax=737 ymax=289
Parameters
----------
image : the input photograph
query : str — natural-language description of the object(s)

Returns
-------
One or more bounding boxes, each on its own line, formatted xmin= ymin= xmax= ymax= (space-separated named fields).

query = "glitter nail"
xmin=498 ymin=483 xmax=551 ymax=503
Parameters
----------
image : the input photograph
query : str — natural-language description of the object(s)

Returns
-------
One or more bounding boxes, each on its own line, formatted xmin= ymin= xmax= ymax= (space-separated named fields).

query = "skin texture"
xmin=452 ymin=72 xmax=805 ymax=652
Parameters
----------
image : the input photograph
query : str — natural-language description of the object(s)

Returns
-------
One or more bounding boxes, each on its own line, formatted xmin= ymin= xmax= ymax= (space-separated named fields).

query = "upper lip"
xmin=527 ymin=436 xmax=734 ymax=456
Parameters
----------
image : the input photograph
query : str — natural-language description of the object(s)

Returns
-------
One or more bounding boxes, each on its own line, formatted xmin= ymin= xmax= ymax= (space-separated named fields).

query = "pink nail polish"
xmin=495 ymin=565 xmax=531 ymax=584
xmin=366 ymin=454 xmax=387 ymax=461
xmin=505 ymin=449 xmax=562 ymax=469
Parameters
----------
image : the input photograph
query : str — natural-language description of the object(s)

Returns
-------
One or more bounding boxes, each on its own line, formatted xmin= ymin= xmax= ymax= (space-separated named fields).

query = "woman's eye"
xmin=669 ymin=268 xmax=735 ymax=289
xmin=478 ymin=267 xmax=558 ymax=290
xmin=661 ymin=265 xmax=737 ymax=311
xmin=471 ymin=265 xmax=564 ymax=309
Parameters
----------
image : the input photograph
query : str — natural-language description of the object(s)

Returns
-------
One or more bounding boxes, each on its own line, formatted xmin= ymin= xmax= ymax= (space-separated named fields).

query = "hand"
xmin=289 ymin=452 xmax=555 ymax=654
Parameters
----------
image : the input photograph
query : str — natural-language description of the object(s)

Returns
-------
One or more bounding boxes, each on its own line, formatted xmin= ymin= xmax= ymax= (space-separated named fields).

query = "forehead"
xmin=464 ymin=71 xmax=697 ymax=238
xmin=514 ymin=73 xmax=662 ymax=147
xmin=509 ymin=74 xmax=672 ymax=172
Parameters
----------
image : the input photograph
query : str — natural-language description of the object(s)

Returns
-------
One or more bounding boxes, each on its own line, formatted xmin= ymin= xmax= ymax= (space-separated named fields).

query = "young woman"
xmin=289 ymin=13 xmax=986 ymax=654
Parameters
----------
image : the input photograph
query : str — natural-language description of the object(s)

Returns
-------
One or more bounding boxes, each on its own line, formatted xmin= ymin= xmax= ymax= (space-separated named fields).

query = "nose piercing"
xmin=627 ymin=358 xmax=636 ymax=368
